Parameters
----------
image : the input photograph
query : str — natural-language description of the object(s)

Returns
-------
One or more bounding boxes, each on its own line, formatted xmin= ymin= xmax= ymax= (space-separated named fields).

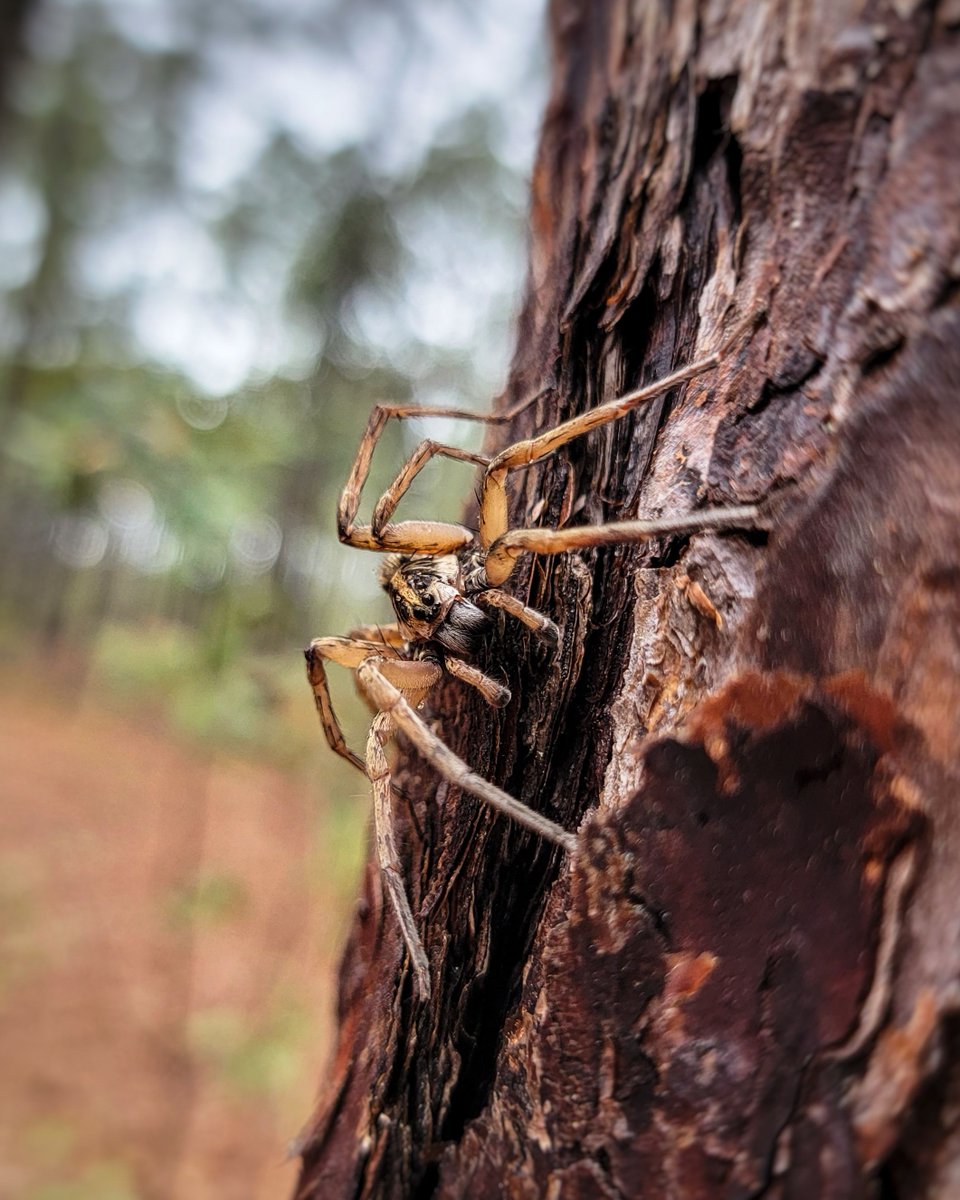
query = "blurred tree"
xmin=0 ymin=0 xmax=32 ymax=123
xmin=295 ymin=1 xmax=960 ymax=1197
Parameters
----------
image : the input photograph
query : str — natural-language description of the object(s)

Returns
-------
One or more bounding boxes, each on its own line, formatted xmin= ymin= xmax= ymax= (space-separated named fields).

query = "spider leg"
xmin=337 ymin=388 xmax=552 ymax=554
xmin=477 ymin=318 xmax=755 ymax=548
xmin=444 ymin=655 xmax=511 ymax=707
xmin=307 ymin=645 xmax=444 ymax=995
xmin=304 ymin=635 xmax=442 ymax=772
xmin=339 ymin=519 xmax=476 ymax=555
xmin=346 ymin=621 xmax=407 ymax=648
xmin=371 ymin=441 xmax=490 ymax=536
xmin=356 ymin=657 xmax=576 ymax=852
xmin=338 ymin=403 xmax=495 ymax=554
xmin=305 ymin=637 xmax=372 ymax=774
xmin=367 ymin=709 xmax=432 ymax=1000
xmin=484 ymin=505 xmax=760 ymax=585
xmin=475 ymin=588 xmax=560 ymax=646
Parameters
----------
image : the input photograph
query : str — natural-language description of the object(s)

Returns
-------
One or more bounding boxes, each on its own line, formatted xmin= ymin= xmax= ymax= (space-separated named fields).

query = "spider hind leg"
xmin=367 ymin=709 xmax=432 ymax=1000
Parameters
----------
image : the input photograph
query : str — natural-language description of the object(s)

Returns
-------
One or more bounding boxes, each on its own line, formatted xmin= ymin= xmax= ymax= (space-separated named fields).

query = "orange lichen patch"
xmin=823 ymin=671 xmax=900 ymax=755
xmin=663 ymin=952 xmax=718 ymax=1002
xmin=680 ymin=671 xmax=808 ymax=794
xmin=852 ymin=989 xmax=939 ymax=1168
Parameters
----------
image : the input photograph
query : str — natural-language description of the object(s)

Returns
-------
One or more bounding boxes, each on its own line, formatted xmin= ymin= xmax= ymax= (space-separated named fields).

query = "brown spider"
xmin=305 ymin=324 xmax=758 ymax=998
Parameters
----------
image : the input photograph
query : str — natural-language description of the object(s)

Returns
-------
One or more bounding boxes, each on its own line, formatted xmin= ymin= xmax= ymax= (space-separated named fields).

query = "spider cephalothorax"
xmin=378 ymin=552 xmax=491 ymax=655
xmin=306 ymin=317 xmax=759 ymax=998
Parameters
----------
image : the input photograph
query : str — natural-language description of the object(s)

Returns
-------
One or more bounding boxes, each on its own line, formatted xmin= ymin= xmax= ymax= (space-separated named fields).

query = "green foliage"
xmin=91 ymin=620 xmax=324 ymax=763
xmin=167 ymin=872 xmax=250 ymax=930
xmin=312 ymin=792 xmax=370 ymax=900
xmin=23 ymin=1118 xmax=77 ymax=1170
xmin=26 ymin=1159 xmax=141 ymax=1200
xmin=188 ymin=998 xmax=313 ymax=1099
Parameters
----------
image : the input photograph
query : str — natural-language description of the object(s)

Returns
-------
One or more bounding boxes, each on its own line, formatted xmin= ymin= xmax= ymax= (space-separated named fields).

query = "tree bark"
xmin=296 ymin=1 xmax=960 ymax=1197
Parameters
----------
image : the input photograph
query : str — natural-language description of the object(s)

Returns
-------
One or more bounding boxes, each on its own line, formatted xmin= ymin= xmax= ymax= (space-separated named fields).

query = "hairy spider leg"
xmin=356 ymin=657 xmax=576 ymax=853
xmin=371 ymin=443 xmax=490 ymax=536
xmin=476 ymin=314 xmax=760 ymax=550
xmin=337 ymin=391 xmax=550 ymax=555
xmin=364 ymin=642 xmax=538 ymax=1001
xmin=307 ymin=644 xmax=573 ymax=999
xmin=344 ymin=621 xmax=407 ymax=647
xmin=475 ymin=587 xmax=560 ymax=645
xmin=485 ymin=505 xmax=760 ymax=585
xmin=444 ymin=655 xmax=512 ymax=707
xmin=367 ymin=708 xmax=432 ymax=999
xmin=305 ymin=635 xmax=442 ymax=774
xmin=306 ymin=630 xmax=517 ymax=776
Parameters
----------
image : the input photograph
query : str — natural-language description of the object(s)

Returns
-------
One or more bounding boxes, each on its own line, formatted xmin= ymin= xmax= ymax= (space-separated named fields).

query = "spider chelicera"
xmin=305 ymin=320 xmax=758 ymax=998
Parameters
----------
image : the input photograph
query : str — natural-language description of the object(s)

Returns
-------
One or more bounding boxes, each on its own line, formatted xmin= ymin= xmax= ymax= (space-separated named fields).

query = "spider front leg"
xmin=307 ymin=643 xmax=444 ymax=997
xmin=444 ymin=655 xmax=512 ymax=707
xmin=338 ymin=389 xmax=549 ymax=554
xmin=305 ymin=636 xmax=376 ymax=774
xmin=476 ymin=317 xmax=757 ymax=551
xmin=363 ymin=651 xmax=514 ymax=1002
xmin=484 ymin=505 xmax=760 ymax=585
xmin=304 ymin=627 xmax=435 ymax=774
xmin=338 ymin=402 xmax=495 ymax=555
xmin=344 ymin=621 xmax=407 ymax=648
xmin=475 ymin=588 xmax=560 ymax=646
xmin=370 ymin=442 xmax=489 ymax=536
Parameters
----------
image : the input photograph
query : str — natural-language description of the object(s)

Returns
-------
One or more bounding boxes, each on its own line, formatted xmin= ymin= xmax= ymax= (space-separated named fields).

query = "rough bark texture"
xmin=296 ymin=1 xmax=960 ymax=1197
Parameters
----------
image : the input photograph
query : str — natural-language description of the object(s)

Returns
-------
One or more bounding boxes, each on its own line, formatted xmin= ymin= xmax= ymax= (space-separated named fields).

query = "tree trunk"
xmin=296 ymin=1 xmax=960 ymax=1196
xmin=0 ymin=0 xmax=32 ymax=126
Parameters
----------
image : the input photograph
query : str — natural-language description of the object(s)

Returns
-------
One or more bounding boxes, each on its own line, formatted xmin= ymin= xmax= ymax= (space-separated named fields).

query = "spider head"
xmin=379 ymin=553 xmax=490 ymax=654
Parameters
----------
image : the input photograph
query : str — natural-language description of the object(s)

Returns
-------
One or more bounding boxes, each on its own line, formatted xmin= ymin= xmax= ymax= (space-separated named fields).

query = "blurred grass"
xmin=188 ymin=998 xmax=314 ymax=1101
xmin=0 ymin=611 xmax=372 ymax=776
xmin=92 ymin=620 xmax=312 ymax=762
xmin=27 ymin=1160 xmax=141 ymax=1200
xmin=167 ymin=872 xmax=250 ymax=930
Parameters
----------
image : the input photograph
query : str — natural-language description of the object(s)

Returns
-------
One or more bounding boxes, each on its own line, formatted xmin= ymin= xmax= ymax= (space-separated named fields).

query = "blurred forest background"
xmin=0 ymin=0 xmax=546 ymax=1196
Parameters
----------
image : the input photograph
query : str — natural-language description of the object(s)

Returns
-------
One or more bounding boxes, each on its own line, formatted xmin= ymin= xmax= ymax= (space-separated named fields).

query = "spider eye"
xmin=412 ymin=605 xmax=433 ymax=621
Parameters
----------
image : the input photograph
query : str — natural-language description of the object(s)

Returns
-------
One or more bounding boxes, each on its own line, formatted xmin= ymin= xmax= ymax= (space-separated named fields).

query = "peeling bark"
xmin=296 ymin=1 xmax=960 ymax=1197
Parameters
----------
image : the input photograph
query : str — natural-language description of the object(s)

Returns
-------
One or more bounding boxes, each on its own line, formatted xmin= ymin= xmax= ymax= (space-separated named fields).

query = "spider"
xmin=305 ymin=322 xmax=758 ymax=999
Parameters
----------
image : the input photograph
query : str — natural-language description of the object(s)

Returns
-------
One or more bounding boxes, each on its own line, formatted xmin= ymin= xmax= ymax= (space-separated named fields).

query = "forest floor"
xmin=0 ymin=660 xmax=360 ymax=1200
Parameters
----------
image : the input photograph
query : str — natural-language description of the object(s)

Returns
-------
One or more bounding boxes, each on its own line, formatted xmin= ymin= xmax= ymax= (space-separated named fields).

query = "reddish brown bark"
xmin=296 ymin=1 xmax=960 ymax=1197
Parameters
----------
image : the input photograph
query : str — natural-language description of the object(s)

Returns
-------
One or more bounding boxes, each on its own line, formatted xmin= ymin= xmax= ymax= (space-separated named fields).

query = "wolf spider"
xmin=306 ymin=327 xmax=757 ymax=998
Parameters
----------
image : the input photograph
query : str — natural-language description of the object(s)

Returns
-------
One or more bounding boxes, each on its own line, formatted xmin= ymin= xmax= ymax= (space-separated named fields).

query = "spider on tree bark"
xmin=305 ymin=316 xmax=759 ymax=999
